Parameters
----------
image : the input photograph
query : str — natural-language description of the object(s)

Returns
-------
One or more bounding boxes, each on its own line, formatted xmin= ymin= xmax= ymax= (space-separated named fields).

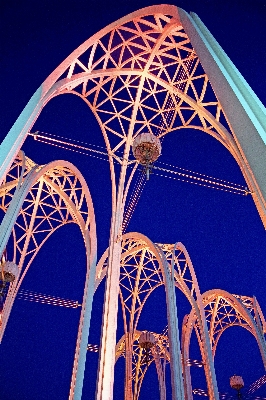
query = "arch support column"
xmin=0 ymin=158 xmax=97 ymax=400
xmin=151 ymin=346 xmax=167 ymax=400
xmin=157 ymin=246 xmax=185 ymax=400
xmin=178 ymin=9 xmax=266 ymax=227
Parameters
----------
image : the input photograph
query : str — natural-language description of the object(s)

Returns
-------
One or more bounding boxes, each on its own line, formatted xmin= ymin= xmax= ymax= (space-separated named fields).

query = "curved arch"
xmin=96 ymin=239 xmax=210 ymax=326
xmin=53 ymin=70 xmax=232 ymax=149
xmin=0 ymin=158 xmax=95 ymax=289
xmin=95 ymin=233 xmax=164 ymax=332
xmin=1 ymin=5 xmax=265 ymax=399
xmin=0 ymin=153 xmax=93 ymax=309
xmin=0 ymin=156 xmax=97 ymax=400
xmin=95 ymin=235 xmax=201 ymax=335
xmin=0 ymin=6 xmax=264 ymax=227
xmin=54 ymin=70 xmax=256 ymax=198
xmin=95 ymin=234 xmax=221 ymax=399
xmin=94 ymin=232 xmax=185 ymax=400
xmin=203 ymin=291 xmax=266 ymax=358
xmin=114 ymin=329 xmax=169 ymax=400
xmin=182 ymin=289 xmax=266 ymax=399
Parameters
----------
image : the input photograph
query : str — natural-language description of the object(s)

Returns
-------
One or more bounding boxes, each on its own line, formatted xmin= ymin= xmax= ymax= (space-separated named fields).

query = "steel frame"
xmin=95 ymin=234 xmax=219 ymax=399
xmin=0 ymin=4 xmax=265 ymax=400
xmin=96 ymin=237 xmax=266 ymax=399
xmin=114 ymin=329 xmax=169 ymax=400
xmin=1 ymin=158 xmax=266 ymax=399
xmin=0 ymin=151 xmax=97 ymax=399
xmin=1 ymin=7 xmax=265 ymax=224
xmin=182 ymin=290 xmax=266 ymax=400
xmin=95 ymin=232 xmax=185 ymax=400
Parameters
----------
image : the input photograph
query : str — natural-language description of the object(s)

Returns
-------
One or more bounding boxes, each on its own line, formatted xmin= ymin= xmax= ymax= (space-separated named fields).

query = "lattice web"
xmin=158 ymin=243 xmax=197 ymax=302
xmin=119 ymin=237 xmax=164 ymax=330
xmin=54 ymin=11 xmax=233 ymax=160
xmin=96 ymin=238 xmax=201 ymax=332
xmin=0 ymin=158 xmax=91 ymax=270
xmin=197 ymin=293 xmax=261 ymax=354
xmin=0 ymin=152 xmax=34 ymax=215
xmin=115 ymin=329 xmax=170 ymax=399
xmin=0 ymin=155 xmax=94 ymax=342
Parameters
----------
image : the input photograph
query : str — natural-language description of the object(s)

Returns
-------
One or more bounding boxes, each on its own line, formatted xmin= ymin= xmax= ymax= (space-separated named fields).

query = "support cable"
xmin=28 ymin=130 xmax=250 ymax=234
xmin=28 ymin=131 xmax=249 ymax=195
xmin=17 ymin=289 xmax=81 ymax=308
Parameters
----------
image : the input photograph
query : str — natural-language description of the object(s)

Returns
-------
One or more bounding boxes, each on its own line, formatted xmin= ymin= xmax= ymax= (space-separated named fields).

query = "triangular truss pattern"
xmin=114 ymin=329 xmax=170 ymax=399
xmin=0 ymin=156 xmax=92 ymax=271
xmin=0 ymin=154 xmax=95 ymax=340
xmin=181 ymin=289 xmax=266 ymax=399
xmin=94 ymin=233 xmax=266 ymax=399
xmin=95 ymin=235 xmax=203 ymax=334
xmin=200 ymin=291 xmax=266 ymax=355
xmin=53 ymin=12 xmax=234 ymax=159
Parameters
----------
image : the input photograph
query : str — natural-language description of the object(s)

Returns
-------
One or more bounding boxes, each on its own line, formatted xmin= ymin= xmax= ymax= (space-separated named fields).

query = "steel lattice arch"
xmin=0 ymin=4 xmax=265 ymax=400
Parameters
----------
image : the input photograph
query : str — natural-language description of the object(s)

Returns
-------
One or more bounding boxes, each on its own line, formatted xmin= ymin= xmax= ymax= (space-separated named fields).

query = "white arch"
xmin=0 ymin=158 xmax=97 ymax=400
xmin=95 ymin=234 xmax=221 ymax=399
xmin=95 ymin=232 xmax=185 ymax=400
xmin=1 ymin=5 xmax=265 ymax=400
xmin=0 ymin=5 xmax=265 ymax=226
xmin=181 ymin=289 xmax=266 ymax=399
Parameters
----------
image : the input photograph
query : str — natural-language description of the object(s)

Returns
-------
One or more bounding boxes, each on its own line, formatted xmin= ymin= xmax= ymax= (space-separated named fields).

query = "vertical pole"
xmin=199 ymin=312 xmax=219 ymax=399
xmin=124 ymin=333 xmax=133 ymax=400
xmin=96 ymin=238 xmax=122 ymax=400
xmin=159 ymin=248 xmax=185 ymax=400
xmin=181 ymin=315 xmax=193 ymax=400
xmin=69 ymin=230 xmax=97 ymax=399
xmin=96 ymin=145 xmax=131 ymax=400
xmin=125 ymin=249 xmax=145 ymax=400
xmin=152 ymin=346 xmax=167 ymax=400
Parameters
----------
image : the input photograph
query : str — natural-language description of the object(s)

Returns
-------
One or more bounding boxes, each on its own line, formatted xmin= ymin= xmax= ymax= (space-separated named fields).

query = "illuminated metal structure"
xmin=94 ymin=235 xmax=266 ymax=399
xmin=0 ymin=4 xmax=266 ymax=400
xmin=0 ymin=151 xmax=97 ymax=395
xmin=182 ymin=291 xmax=266 ymax=399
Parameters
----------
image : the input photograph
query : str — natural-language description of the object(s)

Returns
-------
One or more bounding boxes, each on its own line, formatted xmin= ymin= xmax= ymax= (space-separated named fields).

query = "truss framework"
xmin=95 ymin=235 xmax=266 ymax=400
xmin=0 ymin=5 xmax=266 ymax=400
xmin=0 ymin=7 xmax=265 ymax=223
xmin=182 ymin=290 xmax=266 ymax=400
xmin=1 ymin=154 xmax=266 ymax=399
xmin=96 ymin=233 xmax=219 ymax=399
xmin=0 ymin=151 xmax=97 ymax=398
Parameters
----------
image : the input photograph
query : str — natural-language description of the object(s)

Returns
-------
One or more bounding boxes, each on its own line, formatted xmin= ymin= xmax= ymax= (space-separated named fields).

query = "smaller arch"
xmin=114 ymin=329 xmax=169 ymax=400
xmin=95 ymin=235 xmax=221 ymax=399
xmin=182 ymin=289 xmax=266 ymax=399
xmin=0 ymin=154 xmax=97 ymax=400
xmin=95 ymin=232 xmax=185 ymax=400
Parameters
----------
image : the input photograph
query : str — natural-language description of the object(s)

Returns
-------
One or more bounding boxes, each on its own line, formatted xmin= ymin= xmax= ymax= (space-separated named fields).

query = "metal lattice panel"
xmin=197 ymin=291 xmax=266 ymax=356
xmin=53 ymin=11 xmax=234 ymax=162
xmin=1 ymin=5 xmax=265 ymax=399
xmin=0 ymin=153 xmax=96 ymax=346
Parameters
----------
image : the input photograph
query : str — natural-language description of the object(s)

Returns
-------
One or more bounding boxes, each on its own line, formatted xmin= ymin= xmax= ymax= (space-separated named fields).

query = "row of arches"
xmin=94 ymin=233 xmax=266 ymax=399
xmin=0 ymin=153 xmax=265 ymax=398
xmin=0 ymin=151 xmax=97 ymax=397
xmin=0 ymin=5 xmax=265 ymax=399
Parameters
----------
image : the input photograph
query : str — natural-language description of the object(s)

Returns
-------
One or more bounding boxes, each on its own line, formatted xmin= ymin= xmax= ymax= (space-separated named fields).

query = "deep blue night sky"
xmin=0 ymin=0 xmax=266 ymax=399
